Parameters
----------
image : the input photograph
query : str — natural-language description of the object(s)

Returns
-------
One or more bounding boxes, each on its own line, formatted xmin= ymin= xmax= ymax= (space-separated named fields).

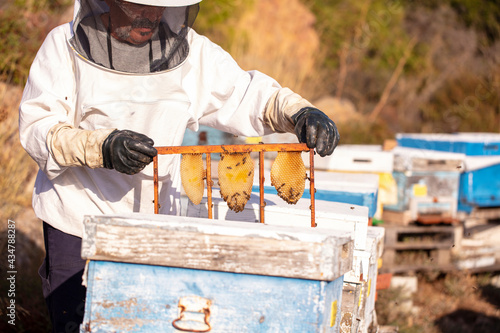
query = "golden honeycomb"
xmin=180 ymin=153 xmax=205 ymax=205
xmin=218 ymin=152 xmax=255 ymax=212
xmin=270 ymin=151 xmax=307 ymax=204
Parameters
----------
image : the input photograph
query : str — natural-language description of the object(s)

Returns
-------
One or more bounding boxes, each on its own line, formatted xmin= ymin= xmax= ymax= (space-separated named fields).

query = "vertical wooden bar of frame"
xmin=206 ymin=153 xmax=213 ymax=219
xmin=153 ymin=155 xmax=159 ymax=214
xmin=259 ymin=151 xmax=265 ymax=224
xmin=309 ymin=149 xmax=315 ymax=228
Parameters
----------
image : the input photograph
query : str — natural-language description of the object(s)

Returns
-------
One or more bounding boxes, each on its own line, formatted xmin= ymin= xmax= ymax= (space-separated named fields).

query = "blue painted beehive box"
xmin=396 ymin=133 xmax=500 ymax=212
xmin=396 ymin=133 xmax=500 ymax=156
xmin=249 ymin=170 xmax=379 ymax=219
xmin=458 ymin=156 xmax=500 ymax=212
xmin=80 ymin=213 xmax=353 ymax=332
xmin=304 ymin=171 xmax=379 ymax=219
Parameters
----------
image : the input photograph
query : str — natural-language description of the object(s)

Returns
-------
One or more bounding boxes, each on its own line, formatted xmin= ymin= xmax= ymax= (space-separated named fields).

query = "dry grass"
xmin=0 ymin=82 xmax=49 ymax=332
xmin=220 ymin=0 xmax=326 ymax=101
xmin=0 ymin=83 xmax=38 ymax=223
xmin=376 ymin=272 xmax=500 ymax=333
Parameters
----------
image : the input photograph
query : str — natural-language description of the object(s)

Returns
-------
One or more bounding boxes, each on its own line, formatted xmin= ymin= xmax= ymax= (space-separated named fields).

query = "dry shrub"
xmin=375 ymin=285 xmax=425 ymax=332
xmin=197 ymin=0 xmax=323 ymax=100
xmin=421 ymin=71 xmax=500 ymax=133
xmin=229 ymin=0 xmax=321 ymax=97
xmin=376 ymin=272 xmax=500 ymax=333
xmin=336 ymin=119 xmax=393 ymax=145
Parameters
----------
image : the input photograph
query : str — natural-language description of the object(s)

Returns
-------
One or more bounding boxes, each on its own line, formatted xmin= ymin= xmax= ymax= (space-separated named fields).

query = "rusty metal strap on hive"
xmin=153 ymin=143 xmax=316 ymax=228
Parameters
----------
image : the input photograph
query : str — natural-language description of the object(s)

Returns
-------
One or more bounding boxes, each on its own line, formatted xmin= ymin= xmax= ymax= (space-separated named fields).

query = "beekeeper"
xmin=19 ymin=0 xmax=339 ymax=330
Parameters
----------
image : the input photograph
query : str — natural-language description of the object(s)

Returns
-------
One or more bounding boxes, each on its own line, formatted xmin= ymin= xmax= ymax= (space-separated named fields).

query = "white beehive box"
xmin=187 ymin=191 xmax=369 ymax=251
xmin=247 ymin=168 xmax=379 ymax=219
xmin=303 ymin=145 xmax=394 ymax=174
xmin=313 ymin=171 xmax=380 ymax=219
xmin=302 ymin=145 xmax=395 ymax=221
xmin=392 ymin=146 xmax=465 ymax=173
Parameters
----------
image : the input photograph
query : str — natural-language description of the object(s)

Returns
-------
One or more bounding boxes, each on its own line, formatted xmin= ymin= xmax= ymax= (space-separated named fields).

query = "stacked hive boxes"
xmin=396 ymin=133 xmax=500 ymax=214
xmin=379 ymin=133 xmax=500 ymax=274
xmin=80 ymin=213 xmax=353 ymax=332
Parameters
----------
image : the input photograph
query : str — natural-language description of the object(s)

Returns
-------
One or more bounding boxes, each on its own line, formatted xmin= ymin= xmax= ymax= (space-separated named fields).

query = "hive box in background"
xmin=80 ymin=213 xmax=353 ymax=332
xmin=186 ymin=148 xmax=380 ymax=220
xmin=303 ymin=145 xmax=394 ymax=174
xmin=302 ymin=145 xmax=396 ymax=220
xmin=254 ymin=163 xmax=380 ymax=219
xmin=459 ymin=155 xmax=500 ymax=212
xmin=396 ymin=133 xmax=500 ymax=213
xmin=396 ymin=133 xmax=500 ymax=156
xmin=312 ymin=171 xmax=379 ymax=220
xmin=385 ymin=147 xmax=464 ymax=223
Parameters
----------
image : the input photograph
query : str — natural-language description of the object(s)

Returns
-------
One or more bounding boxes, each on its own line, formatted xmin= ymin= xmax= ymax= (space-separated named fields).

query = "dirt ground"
xmin=376 ymin=270 xmax=500 ymax=333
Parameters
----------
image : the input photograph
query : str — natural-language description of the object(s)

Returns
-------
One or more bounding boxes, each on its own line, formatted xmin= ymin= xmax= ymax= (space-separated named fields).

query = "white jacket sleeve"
xmin=263 ymin=87 xmax=314 ymax=133
xmin=186 ymin=34 xmax=313 ymax=137
xmin=19 ymin=25 xmax=78 ymax=179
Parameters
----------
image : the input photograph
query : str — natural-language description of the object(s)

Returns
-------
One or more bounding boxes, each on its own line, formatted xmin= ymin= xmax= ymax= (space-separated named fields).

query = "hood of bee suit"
xmin=69 ymin=0 xmax=201 ymax=73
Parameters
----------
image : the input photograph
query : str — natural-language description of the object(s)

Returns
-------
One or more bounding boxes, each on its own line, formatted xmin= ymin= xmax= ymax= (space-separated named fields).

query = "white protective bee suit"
xmin=19 ymin=0 xmax=323 ymax=238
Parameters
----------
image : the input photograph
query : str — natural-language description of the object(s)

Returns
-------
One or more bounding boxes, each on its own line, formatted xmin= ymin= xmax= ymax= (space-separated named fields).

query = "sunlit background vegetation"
xmin=0 ymin=0 xmax=499 ymax=332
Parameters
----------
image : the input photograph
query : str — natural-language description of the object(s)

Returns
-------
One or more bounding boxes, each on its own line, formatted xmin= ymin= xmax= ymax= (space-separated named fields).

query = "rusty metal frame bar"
xmin=153 ymin=143 xmax=316 ymax=227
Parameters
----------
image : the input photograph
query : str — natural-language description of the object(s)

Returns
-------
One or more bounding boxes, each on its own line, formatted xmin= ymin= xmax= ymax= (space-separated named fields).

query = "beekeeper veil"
xmin=70 ymin=0 xmax=200 ymax=73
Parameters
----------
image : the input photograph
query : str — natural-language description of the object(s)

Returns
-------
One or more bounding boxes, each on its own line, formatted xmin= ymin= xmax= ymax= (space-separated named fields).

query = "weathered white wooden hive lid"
xmin=392 ymin=146 xmax=465 ymax=172
xmin=187 ymin=191 xmax=369 ymax=251
xmin=82 ymin=213 xmax=354 ymax=281
xmin=462 ymin=155 xmax=500 ymax=172
xmin=303 ymin=144 xmax=394 ymax=173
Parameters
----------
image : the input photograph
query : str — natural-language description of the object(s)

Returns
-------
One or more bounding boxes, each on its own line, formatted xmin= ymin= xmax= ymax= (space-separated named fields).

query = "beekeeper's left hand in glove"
xmin=263 ymin=88 xmax=339 ymax=157
xmin=292 ymin=107 xmax=339 ymax=157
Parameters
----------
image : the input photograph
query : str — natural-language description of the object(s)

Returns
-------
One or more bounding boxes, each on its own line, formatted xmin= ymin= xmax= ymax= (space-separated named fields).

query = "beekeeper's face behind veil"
xmin=70 ymin=0 xmax=201 ymax=73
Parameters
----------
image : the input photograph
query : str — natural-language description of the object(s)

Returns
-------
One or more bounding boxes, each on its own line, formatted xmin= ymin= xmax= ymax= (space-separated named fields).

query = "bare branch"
xmin=368 ymin=36 xmax=417 ymax=122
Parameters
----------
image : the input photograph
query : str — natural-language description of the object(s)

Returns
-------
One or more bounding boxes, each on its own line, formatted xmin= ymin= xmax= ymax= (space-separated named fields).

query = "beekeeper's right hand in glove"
xmin=263 ymin=88 xmax=340 ymax=157
xmin=47 ymin=124 xmax=157 ymax=175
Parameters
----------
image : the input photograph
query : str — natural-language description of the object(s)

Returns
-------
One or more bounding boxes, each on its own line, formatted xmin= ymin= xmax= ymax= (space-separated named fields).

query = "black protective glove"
xmin=102 ymin=130 xmax=158 ymax=175
xmin=292 ymin=107 xmax=340 ymax=157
